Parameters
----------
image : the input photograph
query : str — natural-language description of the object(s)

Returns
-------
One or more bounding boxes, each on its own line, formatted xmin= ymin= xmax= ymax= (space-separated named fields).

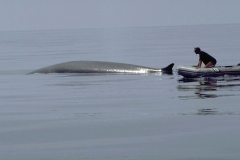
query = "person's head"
xmin=194 ymin=47 xmax=201 ymax=54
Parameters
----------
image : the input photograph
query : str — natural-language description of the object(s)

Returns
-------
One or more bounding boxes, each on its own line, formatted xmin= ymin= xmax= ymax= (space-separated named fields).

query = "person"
xmin=194 ymin=47 xmax=217 ymax=68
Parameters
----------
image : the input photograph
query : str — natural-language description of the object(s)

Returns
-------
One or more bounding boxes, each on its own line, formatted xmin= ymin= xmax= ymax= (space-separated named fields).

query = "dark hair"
xmin=194 ymin=47 xmax=201 ymax=52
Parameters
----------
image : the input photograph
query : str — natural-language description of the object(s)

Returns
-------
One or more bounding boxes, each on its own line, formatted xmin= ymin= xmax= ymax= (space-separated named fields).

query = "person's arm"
xmin=196 ymin=60 xmax=202 ymax=68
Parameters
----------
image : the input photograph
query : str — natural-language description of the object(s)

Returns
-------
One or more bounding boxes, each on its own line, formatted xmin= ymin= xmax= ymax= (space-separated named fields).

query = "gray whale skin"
xmin=28 ymin=61 xmax=174 ymax=74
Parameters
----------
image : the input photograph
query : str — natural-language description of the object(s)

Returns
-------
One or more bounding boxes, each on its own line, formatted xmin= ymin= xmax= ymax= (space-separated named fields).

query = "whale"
xmin=27 ymin=61 xmax=174 ymax=75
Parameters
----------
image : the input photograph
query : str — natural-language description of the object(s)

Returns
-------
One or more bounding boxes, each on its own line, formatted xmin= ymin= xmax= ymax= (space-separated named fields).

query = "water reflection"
xmin=197 ymin=109 xmax=218 ymax=115
xmin=177 ymin=77 xmax=240 ymax=99
xmin=180 ymin=108 xmax=239 ymax=116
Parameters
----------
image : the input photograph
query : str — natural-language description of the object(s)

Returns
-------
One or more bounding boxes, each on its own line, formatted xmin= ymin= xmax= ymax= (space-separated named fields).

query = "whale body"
xmin=28 ymin=61 xmax=174 ymax=74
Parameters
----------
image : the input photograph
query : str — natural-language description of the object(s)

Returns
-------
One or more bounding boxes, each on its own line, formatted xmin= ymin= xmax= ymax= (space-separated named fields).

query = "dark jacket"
xmin=199 ymin=51 xmax=217 ymax=65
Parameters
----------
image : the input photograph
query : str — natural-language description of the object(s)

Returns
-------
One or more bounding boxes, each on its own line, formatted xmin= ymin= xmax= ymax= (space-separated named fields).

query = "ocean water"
xmin=0 ymin=24 xmax=240 ymax=160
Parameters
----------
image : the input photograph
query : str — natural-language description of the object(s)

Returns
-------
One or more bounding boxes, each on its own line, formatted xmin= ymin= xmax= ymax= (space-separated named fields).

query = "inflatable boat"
xmin=177 ymin=65 xmax=240 ymax=78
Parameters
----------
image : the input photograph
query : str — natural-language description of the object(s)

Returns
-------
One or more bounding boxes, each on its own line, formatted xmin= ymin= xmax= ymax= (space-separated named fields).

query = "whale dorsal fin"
xmin=161 ymin=63 xmax=174 ymax=72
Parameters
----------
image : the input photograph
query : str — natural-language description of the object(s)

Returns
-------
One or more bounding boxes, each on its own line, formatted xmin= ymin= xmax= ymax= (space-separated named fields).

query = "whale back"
xmin=28 ymin=61 xmax=173 ymax=74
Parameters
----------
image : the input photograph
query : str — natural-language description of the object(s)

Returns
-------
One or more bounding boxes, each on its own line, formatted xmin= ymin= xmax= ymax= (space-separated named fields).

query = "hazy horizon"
xmin=1 ymin=0 xmax=240 ymax=31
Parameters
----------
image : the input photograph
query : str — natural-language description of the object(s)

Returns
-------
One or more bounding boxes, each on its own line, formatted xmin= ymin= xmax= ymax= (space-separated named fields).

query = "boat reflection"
xmin=197 ymin=109 xmax=218 ymax=115
xmin=177 ymin=76 xmax=240 ymax=99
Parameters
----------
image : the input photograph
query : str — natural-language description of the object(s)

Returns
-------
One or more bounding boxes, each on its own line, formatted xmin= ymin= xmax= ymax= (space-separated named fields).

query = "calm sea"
xmin=0 ymin=24 xmax=240 ymax=160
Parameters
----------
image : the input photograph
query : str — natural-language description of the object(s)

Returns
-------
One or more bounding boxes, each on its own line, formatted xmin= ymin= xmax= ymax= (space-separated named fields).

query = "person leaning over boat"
xmin=194 ymin=47 xmax=217 ymax=68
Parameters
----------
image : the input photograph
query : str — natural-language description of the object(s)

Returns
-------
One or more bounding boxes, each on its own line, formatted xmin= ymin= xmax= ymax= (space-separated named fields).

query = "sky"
xmin=0 ymin=0 xmax=240 ymax=31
